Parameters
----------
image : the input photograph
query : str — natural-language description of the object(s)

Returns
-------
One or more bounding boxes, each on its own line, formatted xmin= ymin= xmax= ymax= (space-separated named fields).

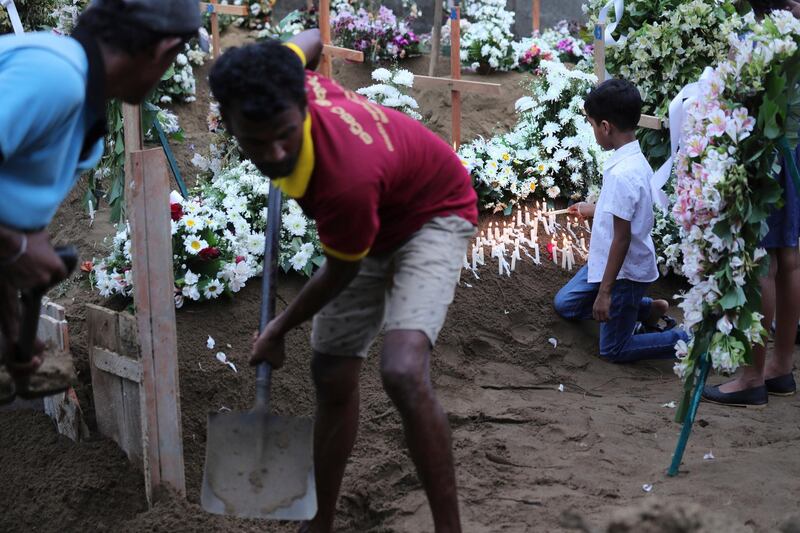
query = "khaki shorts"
xmin=312 ymin=216 xmax=476 ymax=357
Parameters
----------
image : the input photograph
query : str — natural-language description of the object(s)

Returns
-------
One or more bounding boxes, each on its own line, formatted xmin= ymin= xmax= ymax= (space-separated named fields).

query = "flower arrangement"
xmin=538 ymin=22 xmax=593 ymax=65
xmin=460 ymin=0 xmax=517 ymax=73
xmin=331 ymin=2 xmax=421 ymax=62
xmin=356 ymin=67 xmax=422 ymax=121
xmin=93 ymin=160 xmax=325 ymax=306
xmin=257 ymin=8 xmax=317 ymax=41
xmin=459 ymin=60 xmax=604 ymax=211
xmin=588 ymin=0 xmax=743 ymax=166
xmin=670 ymin=11 xmax=800 ymax=388
xmin=50 ymin=0 xmax=85 ymax=34
xmin=155 ymin=42 xmax=208 ymax=105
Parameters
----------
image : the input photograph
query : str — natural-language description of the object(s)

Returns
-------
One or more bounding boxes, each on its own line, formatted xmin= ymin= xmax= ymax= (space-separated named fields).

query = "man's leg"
xmin=553 ymin=265 xmax=599 ymax=320
xmin=305 ymin=256 xmax=388 ymax=532
xmin=306 ymin=354 xmax=363 ymax=533
xmin=600 ymin=281 xmax=687 ymax=363
xmin=718 ymin=252 xmax=777 ymax=393
xmin=378 ymin=215 xmax=473 ymax=532
xmin=381 ymin=330 xmax=460 ymax=533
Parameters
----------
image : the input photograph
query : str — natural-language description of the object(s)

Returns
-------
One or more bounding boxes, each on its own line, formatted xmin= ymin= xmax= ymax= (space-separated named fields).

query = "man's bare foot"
xmin=645 ymin=299 xmax=669 ymax=327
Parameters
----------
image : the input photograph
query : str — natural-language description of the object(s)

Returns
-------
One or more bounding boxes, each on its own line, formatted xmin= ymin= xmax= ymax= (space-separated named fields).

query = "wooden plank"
xmin=127 ymin=148 xmax=186 ymax=499
xmin=638 ymin=114 xmax=663 ymax=130
xmin=93 ymin=347 xmax=143 ymax=383
xmin=413 ymin=75 xmax=502 ymax=95
xmin=87 ymin=305 xmax=128 ymax=453
xmin=533 ymin=0 xmax=541 ymax=33
xmin=199 ymin=2 xmax=249 ymax=16
xmin=319 ymin=0 xmax=332 ymax=78
xmin=322 ymin=44 xmax=364 ymax=63
xmin=593 ymin=23 xmax=606 ymax=84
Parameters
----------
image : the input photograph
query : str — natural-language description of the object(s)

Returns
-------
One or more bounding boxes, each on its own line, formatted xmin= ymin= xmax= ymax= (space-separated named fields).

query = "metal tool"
xmin=201 ymin=184 xmax=317 ymax=520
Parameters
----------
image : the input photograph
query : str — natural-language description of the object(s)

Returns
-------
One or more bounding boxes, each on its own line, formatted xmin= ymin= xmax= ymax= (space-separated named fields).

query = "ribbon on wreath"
xmin=597 ymin=0 xmax=626 ymax=46
xmin=0 ymin=0 xmax=24 ymax=35
xmin=650 ymin=67 xmax=715 ymax=210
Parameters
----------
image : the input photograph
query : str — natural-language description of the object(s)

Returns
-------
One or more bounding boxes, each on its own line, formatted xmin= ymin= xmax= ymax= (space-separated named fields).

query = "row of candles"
xmin=464 ymin=203 xmax=591 ymax=277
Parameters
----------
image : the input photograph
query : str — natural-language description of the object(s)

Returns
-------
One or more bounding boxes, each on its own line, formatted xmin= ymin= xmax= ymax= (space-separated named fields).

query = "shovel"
xmin=1 ymin=246 xmax=78 ymax=404
xmin=201 ymin=184 xmax=317 ymax=520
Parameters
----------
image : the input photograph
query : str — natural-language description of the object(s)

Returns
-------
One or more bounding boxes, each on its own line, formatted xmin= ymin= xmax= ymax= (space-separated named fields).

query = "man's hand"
xmin=0 ymin=230 xmax=68 ymax=290
xmin=568 ymin=202 xmax=595 ymax=219
xmin=593 ymin=288 xmax=612 ymax=322
xmin=251 ymin=319 xmax=287 ymax=369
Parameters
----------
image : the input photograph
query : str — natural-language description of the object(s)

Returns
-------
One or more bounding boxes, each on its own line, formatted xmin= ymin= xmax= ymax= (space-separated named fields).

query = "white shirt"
xmin=587 ymin=141 xmax=659 ymax=284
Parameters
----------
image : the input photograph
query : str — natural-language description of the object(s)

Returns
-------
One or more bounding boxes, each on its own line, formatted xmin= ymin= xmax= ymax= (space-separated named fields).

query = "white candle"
xmin=533 ymin=243 xmax=540 ymax=264
xmin=580 ymin=237 xmax=586 ymax=251
xmin=552 ymin=239 xmax=558 ymax=264
xmin=585 ymin=219 xmax=591 ymax=231
xmin=495 ymin=223 xmax=501 ymax=240
xmin=525 ymin=208 xmax=531 ymax=225
xmin=471 ymin=246 xmax=478 ymax=270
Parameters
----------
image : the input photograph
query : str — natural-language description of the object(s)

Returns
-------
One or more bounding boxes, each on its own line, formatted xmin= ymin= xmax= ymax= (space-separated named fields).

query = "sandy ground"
xmin=1 ymin=28 xmax=800 ymax=533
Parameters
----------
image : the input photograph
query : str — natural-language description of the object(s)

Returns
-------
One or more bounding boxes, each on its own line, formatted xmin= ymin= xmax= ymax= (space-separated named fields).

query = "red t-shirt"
xmin=274 ymin=67 xmax=477 ymax=260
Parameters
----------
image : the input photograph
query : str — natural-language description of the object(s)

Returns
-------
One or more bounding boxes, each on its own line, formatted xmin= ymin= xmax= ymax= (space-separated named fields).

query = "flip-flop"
xmin=634 ymin=315 xmax=678 ymax=335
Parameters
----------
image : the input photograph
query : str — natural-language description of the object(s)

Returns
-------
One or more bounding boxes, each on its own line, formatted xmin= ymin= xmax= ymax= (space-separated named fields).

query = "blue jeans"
xmin=553 ymin=265 xmax=688 ymax=363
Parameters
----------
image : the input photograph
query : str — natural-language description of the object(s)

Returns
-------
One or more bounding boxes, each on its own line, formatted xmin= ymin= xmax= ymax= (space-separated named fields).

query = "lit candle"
xmin=580 ymin=237 xmax=586 ymax=251
xmin=517 ymin=208 xmax=523 ymax=226
xmin=525 ymin=207 xmax=531 ymax=225
xmin=495 ymin=223 xmax=501 ymax=240
xmin=585 ymin=219 xmax=591 ymax=231
xmin=533 ymin=242 xmax=540 ymax=264
xmin=552 ymin=238 xmax=558 ymax=264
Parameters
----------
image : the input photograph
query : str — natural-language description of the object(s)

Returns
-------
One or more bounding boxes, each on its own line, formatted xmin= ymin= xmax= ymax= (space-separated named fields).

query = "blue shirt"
xmin=0 ymin=31 xmax=106 ymax=230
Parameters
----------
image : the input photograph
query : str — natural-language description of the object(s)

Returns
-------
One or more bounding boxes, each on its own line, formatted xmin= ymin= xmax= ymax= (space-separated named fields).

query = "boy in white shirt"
xmin=554 ymin=79 xmax=688 ymax=362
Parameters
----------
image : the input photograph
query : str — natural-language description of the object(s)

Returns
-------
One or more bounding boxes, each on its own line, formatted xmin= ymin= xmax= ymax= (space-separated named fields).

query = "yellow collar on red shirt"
xmin=273 ymin=112 xmax=314 ymax=199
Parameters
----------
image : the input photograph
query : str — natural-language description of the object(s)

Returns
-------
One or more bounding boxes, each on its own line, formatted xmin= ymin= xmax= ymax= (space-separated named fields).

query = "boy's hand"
xmin=593 ymin=288 xmax=612 ymax=322
xmin=568 ymin=202 xmax=594 ymax=218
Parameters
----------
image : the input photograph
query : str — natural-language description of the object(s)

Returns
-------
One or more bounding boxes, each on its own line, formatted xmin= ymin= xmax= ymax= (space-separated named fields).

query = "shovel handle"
xmin=255 ymin=185 xmax=283 ymax=410
xmin=16 ymin=246 xmax=78 ymax=364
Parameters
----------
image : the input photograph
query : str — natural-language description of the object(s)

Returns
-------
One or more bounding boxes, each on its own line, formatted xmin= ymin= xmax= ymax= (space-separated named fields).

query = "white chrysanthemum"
xmin=203 ymin=279 xmax=223 ymax=299
xmin=371 ymin=68 xmax=392 ymax=83
xmin=283 ymin=213 xmax=308 ymax=237
xmin=184 ymin=236 xmax=208 ymax=255
xmin=392 ymin=69 xmax=414 ymax=87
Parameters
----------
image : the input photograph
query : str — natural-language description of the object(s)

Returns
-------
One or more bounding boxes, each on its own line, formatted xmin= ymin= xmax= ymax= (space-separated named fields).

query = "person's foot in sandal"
xmin=702 ymin=382 xmax=768 ymax=407
xmin=634 ymin=300 xmax=677 ymax=334
xmin=765 ymin=372 xmax=797 ymax=396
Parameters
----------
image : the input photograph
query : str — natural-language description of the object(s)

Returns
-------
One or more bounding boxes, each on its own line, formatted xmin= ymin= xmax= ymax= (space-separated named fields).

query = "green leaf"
xmin=719 ymin=286 xmax=746 ymax=310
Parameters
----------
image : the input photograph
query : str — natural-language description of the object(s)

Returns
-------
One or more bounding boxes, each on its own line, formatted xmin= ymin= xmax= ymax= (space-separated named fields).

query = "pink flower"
xmin=685 ymin=136 xmax=708 ymax=158
xmin=706 ymin=109 xmax=728 ymax=137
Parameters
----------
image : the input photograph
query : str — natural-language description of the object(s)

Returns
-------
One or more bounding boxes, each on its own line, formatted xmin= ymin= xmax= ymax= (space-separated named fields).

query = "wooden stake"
xmin=429 ymin=0 xmax=444 ymax=76
xmin=451 ymin=4 xmax=462 ymax=148
xmin=318 ymin=0 xmax=364 ymax=79
xmin=126 ymin=147 xmax=186 ymax=500
xmin=199 ymin=1 xmax=249 ymax=59
xmin=593 ymin=22 xmax=606 ymax=84
xmin=533 ymin=0 xmax=541 ymax=33
xmin=320 ymin=0 xmax=332 ymax=78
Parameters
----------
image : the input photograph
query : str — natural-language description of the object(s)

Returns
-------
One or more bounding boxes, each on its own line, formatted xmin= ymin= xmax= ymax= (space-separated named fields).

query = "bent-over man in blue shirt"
xmin=0 ymin=0 xmax=201 ymax=386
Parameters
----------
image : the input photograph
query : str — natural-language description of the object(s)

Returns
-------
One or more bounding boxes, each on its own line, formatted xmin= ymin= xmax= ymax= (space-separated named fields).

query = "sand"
xmin=1 ymin=29 xmax=800 ymax=533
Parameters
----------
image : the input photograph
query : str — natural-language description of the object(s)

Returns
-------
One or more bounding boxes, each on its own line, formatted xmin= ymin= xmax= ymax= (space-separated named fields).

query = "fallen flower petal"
xmin=548 ymin=337 xmax=558 ymax=348
xmin=207 ymin=336 xmax=216 ymax=350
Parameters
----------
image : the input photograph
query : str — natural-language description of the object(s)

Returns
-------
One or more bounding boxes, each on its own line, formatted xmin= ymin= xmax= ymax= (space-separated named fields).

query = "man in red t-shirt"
xmin=210 ymin=30 xmax=476 ymax=532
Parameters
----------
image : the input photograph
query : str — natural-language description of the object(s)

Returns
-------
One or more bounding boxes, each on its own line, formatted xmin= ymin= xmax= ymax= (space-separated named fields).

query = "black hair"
xmin=75 ymin=2 xmax=196 ymax=55
xmin=209 ymin=40 xmax=307 ymax=122
xmin=748 ymin=0 xmax=790 ymax=14
xmin=584 ymin=79 xmax=642 ymax=132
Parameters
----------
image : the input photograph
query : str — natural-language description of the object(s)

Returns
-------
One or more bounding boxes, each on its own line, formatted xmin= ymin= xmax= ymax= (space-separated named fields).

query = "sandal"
xmin=634 ymin=315 xmax=677 ymax=335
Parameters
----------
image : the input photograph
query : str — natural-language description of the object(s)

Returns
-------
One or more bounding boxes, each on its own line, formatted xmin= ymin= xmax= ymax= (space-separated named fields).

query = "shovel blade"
xmin=201 ymin=410 xmax=316 ymax=520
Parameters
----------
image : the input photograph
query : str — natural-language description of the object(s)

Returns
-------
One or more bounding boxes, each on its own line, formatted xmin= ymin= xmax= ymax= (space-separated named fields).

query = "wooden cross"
xmin=533 ymin=0 xmax=541 ymax=33
xmin=413 ymin=2 xmax=502 ymax=148
xmin=593 ymin=22 xmax=663 ymax=130
xmin=319 ymin=0 xmax=364 ymax=79
xmin=199 ymin=1 xmax=250 ymax=59
xmin=121 ymin=104 xmax=186 ymax=504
